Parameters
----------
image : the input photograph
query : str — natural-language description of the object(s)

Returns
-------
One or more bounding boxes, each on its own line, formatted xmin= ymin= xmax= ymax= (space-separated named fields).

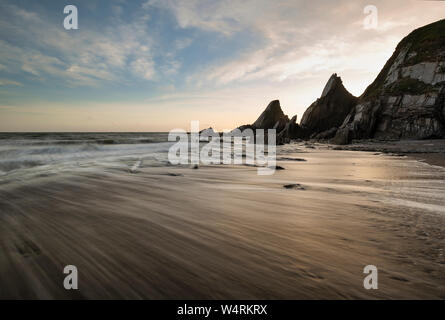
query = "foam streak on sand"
xmin=0 ymin=144 xmax=445 ymax=299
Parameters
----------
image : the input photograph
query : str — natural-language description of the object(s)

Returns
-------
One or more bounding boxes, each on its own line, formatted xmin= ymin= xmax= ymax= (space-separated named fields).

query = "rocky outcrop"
xmin=199 ymin=127 xmax=220 ymax=141
xmin=199 ymin=127 xmax=217 ymax=135
xmin=331 ymin=100 xmax=383 ymax=144
xmin=252 ymin=100 xmax=290 ymax=133
xmin=277 ymin=115 xmax=305 ymax=144
xmin=232 ymin=100 xmax=304 ymax=144
xmin=228 ymin=19 xmax=445 ymax=146
xmin=313 ymin=127 xmax=338 ymax=140
xmin=300 ymin=74 xmax=358 ymax=138
xmin=333 ymin=19 xmax=445 ymax=144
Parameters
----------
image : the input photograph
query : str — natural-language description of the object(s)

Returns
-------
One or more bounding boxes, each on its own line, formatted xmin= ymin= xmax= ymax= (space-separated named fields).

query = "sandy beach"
xmin=1 ymin=143 xmax=444 ymax=299
xmin=334 ymin=139 xmax=445 ymax=168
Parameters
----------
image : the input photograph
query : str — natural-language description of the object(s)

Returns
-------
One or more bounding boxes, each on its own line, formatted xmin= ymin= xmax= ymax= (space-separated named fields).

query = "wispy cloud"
xmin=0 ymin=2 xmax=157 ymax=86
xmin=151 ymin=0 xmax=445 ymax=92
xmin=0 ymin=79 xmax=23 ymax=86
xmin=131 ymin=58 xmax=156 ymax=80
xmin=175 ymin=37 xmax=193 ymax=50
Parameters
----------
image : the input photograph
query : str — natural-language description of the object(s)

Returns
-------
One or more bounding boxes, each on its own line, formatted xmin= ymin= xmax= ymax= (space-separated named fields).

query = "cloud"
xmin=0 ymin=3 xmax=157 ymax=86
xmin=4 ymin=0 xmax=443 ymax=91
xmin=145 ymin=0 xmax=243 ymax=35
xmin=151 ymin=0 xmax=445 ymax=92
xmin=131 ymin=58 xmax=156 ymax=80
xmin=0 ymin=79 xmax=23 ymax=86
xmin=175 ymin=37 xmax=193 ymax=50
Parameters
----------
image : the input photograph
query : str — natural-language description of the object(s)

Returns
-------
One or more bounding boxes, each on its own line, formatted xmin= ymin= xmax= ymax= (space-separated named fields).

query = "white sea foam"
xmin=0 ymin=133 xmax=174 ymax=182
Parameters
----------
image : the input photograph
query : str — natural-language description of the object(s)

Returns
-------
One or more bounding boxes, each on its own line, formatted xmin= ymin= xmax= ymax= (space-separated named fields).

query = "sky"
xmin=0 ymin=0 xmax=444 ymax=132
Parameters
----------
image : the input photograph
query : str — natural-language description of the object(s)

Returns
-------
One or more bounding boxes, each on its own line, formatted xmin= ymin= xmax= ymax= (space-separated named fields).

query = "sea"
xmin=0 ymin=132 xmax=174 ymax=183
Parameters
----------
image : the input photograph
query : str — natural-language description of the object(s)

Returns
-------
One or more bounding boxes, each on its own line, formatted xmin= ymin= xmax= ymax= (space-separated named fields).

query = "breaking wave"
xmin=0 ymin=133 xmax=173 ymax=180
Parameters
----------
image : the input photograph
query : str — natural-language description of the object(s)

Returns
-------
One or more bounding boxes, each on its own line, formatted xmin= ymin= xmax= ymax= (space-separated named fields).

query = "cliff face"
xmin=333 ymin=19 xmax=445 ymax=144
xmin=232 ymin=20 xmax=445 ymax=146
xmin=300 ymin=73 xmax=358 ymax=139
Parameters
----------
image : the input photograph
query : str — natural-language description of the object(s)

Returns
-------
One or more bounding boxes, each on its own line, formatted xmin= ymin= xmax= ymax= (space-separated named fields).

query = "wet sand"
xmin=333 ymin=139 xmax=445 ymax=168
xmin=409 ymin=153 xmax=445 ymax=168
xmin=0 ymin=147 xmax=445 ymax=299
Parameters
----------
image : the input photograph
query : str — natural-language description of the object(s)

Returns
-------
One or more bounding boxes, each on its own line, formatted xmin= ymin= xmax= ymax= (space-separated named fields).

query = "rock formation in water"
xmin=333 ymin=19 xmax=445 ymax=144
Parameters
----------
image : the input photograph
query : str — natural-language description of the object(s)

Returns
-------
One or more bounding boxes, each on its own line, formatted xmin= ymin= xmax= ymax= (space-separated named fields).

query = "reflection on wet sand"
xmin=0 ymin=146 xmax=445 ymax=299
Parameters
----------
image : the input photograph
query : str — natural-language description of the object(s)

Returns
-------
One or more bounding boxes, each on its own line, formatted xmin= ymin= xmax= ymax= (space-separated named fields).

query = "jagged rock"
xmin=224 ymin=20 xmax=445 ymax=146
xmin=277 ymin=115 xmax=305 ymax=145
xmin=237 ymin=124 xmax=254 ymax=131
xmin=333 ymin=19 xmax=445 ymax=144
xmin=300 ymin=74 xmax=358 ymax=137
xmin=332 ymin=101 xmax=382 ymax=144
xmin=252 ymin=100 xmax=290 ymax=132
xmin=313 ymin=127 xmax=338 ymax=140
xmin=199 ymin=127 xmax=216 ymax=135
xmin=199 ymin=127 xmax=221 ymax=141
xmin=233 ymin=100 xmax=305 ymax=144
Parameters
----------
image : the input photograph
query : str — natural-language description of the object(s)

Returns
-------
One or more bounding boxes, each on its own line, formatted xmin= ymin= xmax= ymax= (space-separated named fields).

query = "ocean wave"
xmin=0 ymin=133 xmax=174 ymax=179
xmin=0 ymin=138 xmax=165 ymax=146
xmin=0 ymin=160 xmax=45 ymax=172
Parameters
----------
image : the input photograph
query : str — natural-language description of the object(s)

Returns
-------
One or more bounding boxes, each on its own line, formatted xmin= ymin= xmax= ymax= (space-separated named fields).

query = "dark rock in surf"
xmin=283 ymin=183 xmax=306 ymax=190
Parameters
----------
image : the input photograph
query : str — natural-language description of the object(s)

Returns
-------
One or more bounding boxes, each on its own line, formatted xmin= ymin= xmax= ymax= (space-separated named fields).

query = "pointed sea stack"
xmin=252 ymin=100 xmax=290 ymax=133
xmin=300 ymin=73 xmax=358 ymax=139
